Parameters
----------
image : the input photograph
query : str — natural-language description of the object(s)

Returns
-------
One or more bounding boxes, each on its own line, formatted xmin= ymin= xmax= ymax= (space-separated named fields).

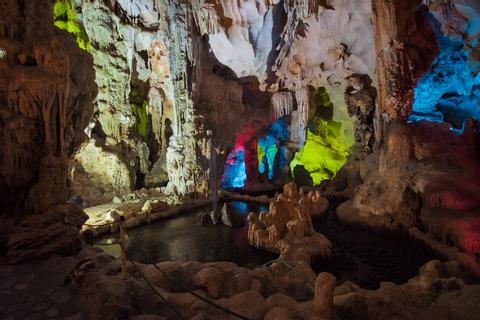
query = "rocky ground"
xmin=0 ymin=256 xmax=84 ymax=320
xmin=3 ymin=245 xmax=480 ymax=320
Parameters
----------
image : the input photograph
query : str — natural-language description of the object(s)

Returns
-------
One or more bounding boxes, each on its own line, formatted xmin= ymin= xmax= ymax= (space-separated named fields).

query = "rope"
xmin=122 ymin=224 xmax=252 ymax=320
xmin=259 ymin=259 xmax=315 ymax=289
xmin=94 ymin=240 xmax=122 ymax=246
xmin=119 ymin=241 xmax=187 ymax=320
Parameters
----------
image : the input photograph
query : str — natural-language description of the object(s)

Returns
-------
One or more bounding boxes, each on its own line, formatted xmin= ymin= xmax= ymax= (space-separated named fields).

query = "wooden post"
xmin=119 ymin=216 xmax=127 ymax=280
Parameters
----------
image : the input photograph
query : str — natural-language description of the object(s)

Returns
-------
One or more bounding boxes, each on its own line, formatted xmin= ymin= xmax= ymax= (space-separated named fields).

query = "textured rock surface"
xmin=0 ymin=0 xmax=96 ymax=213
xmin=7 ymin=203 xmax=88 ymax=263
xmin=337 ymin=121 xmax=480 ymax=275
xmin=55 ymin=0 xmax=382 ymax=204
xmin=71 ymin=247 xmax=480 ymax=320
xmin=248 ymin=182 xmax=331 ymax=264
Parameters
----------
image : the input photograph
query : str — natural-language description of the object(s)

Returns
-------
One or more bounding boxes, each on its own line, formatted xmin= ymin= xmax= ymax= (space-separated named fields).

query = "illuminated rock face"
xmin=193 ymin=0 xmax=376 ymax=190
xmin=53 ymin=0 xmax=378 ymax=200
xmin=53 ymin=0 xmax=90 ymax=51
xmin=408 ymin=1 xmax=480 ymax=133
xmin=0 ymin=0 xmax=96 ymax=213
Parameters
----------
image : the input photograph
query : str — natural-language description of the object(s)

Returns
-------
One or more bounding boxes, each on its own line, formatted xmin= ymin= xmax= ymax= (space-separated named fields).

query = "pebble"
xmin=45 ymin=307 xmax=60 ymax=318
xmin=14 ymin=283 xmax=30 ymax=290
xmin=50 ymin=287 xmax=72 ymax=303
xmin=33 ymin=302 xmax=51 ymax=311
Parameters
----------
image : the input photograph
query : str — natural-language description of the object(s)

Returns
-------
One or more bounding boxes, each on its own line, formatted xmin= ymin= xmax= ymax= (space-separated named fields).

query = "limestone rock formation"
xmin=344 ymin=74 xmax=377 ymax=152
xmin=51 ymin=0 xmax=383 ymax=204
xmin=73 ymin=246 xmax=480 ymax=320
xmin=248 ymin=182 xmax=331 ymax=264
xmin=0 ymin=0 xmax=96 ymax=213
xmin=314 ymin=272 xmax=336 ymax=319
xmin=7 ymin=203 xmax=88 ymax=263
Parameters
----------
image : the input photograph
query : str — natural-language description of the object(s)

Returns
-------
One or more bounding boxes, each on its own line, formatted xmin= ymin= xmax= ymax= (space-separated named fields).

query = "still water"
xmin=96 ymin=201 xmax=276 ymax=268
xmin=96 ymin=201 xmax=437 ymax=288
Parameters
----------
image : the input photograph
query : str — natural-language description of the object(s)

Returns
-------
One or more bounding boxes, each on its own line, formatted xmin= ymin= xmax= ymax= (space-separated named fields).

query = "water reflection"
xmin=96 ymin=202 xmax=276 ymax=268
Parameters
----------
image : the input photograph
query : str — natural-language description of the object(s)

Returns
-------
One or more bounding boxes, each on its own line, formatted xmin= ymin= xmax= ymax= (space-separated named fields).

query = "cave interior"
xmin=1 ymin=0 xmax=480 ymax=319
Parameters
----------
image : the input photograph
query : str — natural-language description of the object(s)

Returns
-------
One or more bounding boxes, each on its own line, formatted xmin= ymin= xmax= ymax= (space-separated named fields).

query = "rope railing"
xmin=259 ymin=259 xmax=315 ymax=289
xmin=104 ymin=218 xmax=253 ymax=320
xmin=118 ymin=241 xmax=187 ymax=320
xmin=121 ymin=223 xmax=253 ymax=320
xmin=93 ymin=218 xmax=311 ymax=320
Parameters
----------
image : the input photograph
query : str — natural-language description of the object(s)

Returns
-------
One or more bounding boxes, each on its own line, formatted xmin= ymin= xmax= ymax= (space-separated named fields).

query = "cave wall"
xmin=372 ymin=0 xmax=439 ymax=123
xmin=66 ymin=0 xmax=382 ymax=203
xmin=0 ymin=0 xmax=97 ymax=214
xmin=0 ymin=0 xmax=437 ymax=209
xmin=70 ymin=0 xmax=172 ymax=205
xmin=339 ymin=0 xmax=480 ymax=239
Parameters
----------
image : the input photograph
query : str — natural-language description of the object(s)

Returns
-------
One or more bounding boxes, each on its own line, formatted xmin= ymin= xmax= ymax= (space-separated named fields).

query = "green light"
xmin=290 ymin=87 xmax=354 ymax=185
xmin=290 ymin=120 xmax=350 ymax=185
xmin=131 ymin=101 xmax=149 ymax=140
xmin=53 ymin=0 xmax=90 ymax=51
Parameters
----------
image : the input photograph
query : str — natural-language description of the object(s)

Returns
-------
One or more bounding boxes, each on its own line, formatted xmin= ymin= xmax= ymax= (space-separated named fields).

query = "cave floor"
xmin=0 ymin=255 xmax=84 ymax=320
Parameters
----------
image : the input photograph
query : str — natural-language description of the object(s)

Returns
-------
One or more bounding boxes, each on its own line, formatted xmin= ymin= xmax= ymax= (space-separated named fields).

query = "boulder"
xmin=217 ymin=291 xmax=267 ymax=320
xmin=266 ymin=293 xmax=298 ymax=310
xmin=7 ymin=203 xmax=88 ymax=263
xmin=264 ymin=306 xmax=292 ymax=320
xmin=193 ymin=267 xmax=226 ymax=298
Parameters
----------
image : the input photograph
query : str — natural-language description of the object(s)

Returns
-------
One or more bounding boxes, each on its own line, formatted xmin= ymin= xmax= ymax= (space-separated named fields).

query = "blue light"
xmin=229 ymin=201 xmax=249 ymax=215
xmin=408 ymin=31 xmax=480 ymax=133
xmin=221 ymin=147 xmax=247 ymax=189
xmin=257 ymin=118 xmax=290 ymax=180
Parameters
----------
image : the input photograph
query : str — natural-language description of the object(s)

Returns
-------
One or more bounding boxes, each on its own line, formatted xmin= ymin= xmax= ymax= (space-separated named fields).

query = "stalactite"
xmin=270 ymin=91 xmax=294 ymax=120
xmin=288 ymin=87 xmax=309 ymax=147
xmin=192 ymin=0 xmax=221 ymax=35
xmin=297 ymin=87 xmax=309 ymax=130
